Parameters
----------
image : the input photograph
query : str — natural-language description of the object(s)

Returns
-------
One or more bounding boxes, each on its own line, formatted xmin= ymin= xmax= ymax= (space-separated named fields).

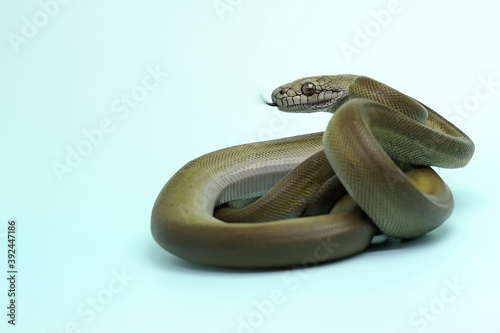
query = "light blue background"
xmin=1 ymin=0 xmax=499 ymax=332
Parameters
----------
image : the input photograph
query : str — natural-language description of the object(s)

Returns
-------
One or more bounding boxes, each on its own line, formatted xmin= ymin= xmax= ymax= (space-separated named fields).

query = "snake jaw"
xmin=270 ymin=90 xmax=344 ymax=113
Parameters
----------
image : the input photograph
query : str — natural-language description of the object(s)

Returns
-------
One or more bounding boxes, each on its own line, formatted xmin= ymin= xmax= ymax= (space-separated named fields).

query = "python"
xmin=151 ymin=75 xmax=474 ymax=269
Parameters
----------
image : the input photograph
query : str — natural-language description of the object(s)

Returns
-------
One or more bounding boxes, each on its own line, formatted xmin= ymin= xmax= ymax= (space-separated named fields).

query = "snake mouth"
xmin=264 ymin=95 xmax=336 ymax=112
xmin=267 ymin=98 xmax=338 ymax=113
xmin=276 ymin=100 xmax=337 ymax=112
xmin=267 ymin=88 xmax=345 ymax=113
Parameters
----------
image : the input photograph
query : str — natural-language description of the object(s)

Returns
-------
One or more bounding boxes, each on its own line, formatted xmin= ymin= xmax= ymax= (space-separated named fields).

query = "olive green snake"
xmin=151 ymin=75 xmax=475 ymax=268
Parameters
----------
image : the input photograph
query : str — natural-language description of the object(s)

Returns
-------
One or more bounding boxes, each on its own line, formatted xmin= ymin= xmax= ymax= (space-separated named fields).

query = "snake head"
xmin=266 ymin=75 xmax=355 ymax=113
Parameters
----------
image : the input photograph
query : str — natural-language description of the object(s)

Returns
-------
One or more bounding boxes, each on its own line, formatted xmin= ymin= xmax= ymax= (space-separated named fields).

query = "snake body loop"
xmin=151 ymin=75 xmax=474 ymax=268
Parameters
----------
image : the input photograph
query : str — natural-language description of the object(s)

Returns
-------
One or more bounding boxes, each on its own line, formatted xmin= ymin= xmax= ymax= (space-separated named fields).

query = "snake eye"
xmin=301 ymin=82 xmax=316 ymax=96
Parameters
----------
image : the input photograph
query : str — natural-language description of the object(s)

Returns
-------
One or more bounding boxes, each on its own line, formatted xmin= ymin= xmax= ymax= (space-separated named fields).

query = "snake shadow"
xmin=148 ymin=224 xmax=451 ymax=273
xmin=365 ymin=223 xmax=451 ymax=253
xmin=148 ymin=244 xmax=288 ymax=274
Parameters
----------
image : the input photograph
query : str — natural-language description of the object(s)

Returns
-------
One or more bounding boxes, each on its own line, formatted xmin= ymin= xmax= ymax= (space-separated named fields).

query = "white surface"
xmin=1 ymin=0 xmax=499 ymax=332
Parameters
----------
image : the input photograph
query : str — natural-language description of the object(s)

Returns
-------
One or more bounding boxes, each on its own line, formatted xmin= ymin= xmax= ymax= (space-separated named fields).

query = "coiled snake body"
xmin=151 ymin=75 xmax=474 ymax=268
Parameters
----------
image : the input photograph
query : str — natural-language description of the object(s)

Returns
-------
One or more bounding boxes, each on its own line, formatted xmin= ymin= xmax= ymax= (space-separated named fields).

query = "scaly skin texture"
xmin=151 ymin=75 xmax=475 ymax=268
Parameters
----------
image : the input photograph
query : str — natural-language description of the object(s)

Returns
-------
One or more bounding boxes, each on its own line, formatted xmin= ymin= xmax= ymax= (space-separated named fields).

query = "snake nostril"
xmin=279 ymin=89 xmax=286 ymax=96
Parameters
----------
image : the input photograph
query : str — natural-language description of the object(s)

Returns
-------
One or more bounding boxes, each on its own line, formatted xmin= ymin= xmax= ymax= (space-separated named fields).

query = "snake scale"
xmin=151 ymin=75 xmax=475 ymax=268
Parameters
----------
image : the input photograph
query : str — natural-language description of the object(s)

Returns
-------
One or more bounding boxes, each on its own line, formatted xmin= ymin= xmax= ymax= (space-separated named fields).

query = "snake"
xmin=151 ymin=75 xmax=475 ymax=269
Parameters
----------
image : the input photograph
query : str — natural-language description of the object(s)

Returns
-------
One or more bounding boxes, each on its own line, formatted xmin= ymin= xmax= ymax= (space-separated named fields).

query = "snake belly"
xmin=151 ymin=75 xmax=475 ymax=268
